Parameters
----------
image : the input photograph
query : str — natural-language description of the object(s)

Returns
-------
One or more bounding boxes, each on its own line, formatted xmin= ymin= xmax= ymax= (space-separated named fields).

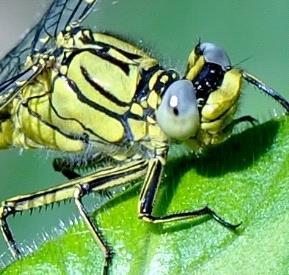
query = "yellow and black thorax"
xmin=3 ymin=28 xmax=180 ymax=161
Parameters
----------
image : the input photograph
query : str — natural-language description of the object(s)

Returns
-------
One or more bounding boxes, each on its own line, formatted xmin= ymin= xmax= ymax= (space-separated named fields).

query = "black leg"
xmin=0 ymin=206 xmax=21 ymax=259
xmin=74 ymin=184 xmax=112 ymax=275
xmin=139 ymin=159 xmax=240 ymax=230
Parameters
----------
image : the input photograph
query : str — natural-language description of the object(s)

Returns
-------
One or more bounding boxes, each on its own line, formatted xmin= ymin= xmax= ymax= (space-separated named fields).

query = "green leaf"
xmin=2 ymin=116 xmax=289 ymax=275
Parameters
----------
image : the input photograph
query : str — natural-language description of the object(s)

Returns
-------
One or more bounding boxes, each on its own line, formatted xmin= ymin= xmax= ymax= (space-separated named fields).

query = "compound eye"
xmin=199 ymin=42 xmax=231 ymax=70
xmin=156 ymin=80 xmax=200 ymax=140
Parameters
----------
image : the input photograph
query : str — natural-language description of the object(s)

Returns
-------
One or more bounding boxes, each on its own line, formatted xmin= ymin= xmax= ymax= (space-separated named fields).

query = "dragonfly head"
xmin=156 ymin=80 xmax=200 ymax=140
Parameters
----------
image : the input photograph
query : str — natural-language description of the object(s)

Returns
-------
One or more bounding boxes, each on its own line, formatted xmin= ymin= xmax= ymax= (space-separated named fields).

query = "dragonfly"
xmin=0 ymin=0 xmax=289 ymax=274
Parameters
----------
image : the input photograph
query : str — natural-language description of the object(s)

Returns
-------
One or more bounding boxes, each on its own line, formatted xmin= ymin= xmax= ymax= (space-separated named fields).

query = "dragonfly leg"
xmin=138 ymin=158 xmax=240 ymax=230
xmin=0 ymin=205 xmax=21 ymax=258
xmin=74 ymin=184 xmax=112 ymax=275
xmin=0 ymin=159 xmax=148 ymax=273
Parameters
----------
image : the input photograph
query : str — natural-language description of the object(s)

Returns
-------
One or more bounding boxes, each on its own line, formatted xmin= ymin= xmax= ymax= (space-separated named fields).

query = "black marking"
xmin=192 ymin=63 xmax=225 ymax=110
xmin=78 ymin=29 xmax=95 ymax=44
xmin=94 ymin=40 xmax=143 ymax=61
xmin=134 ymin=64 xmax=162 ymax=102
xmin=154 ymin=70 xmax=179 ymax=97
xmin=194 ymin=41 xmax=202 ymax=56
xmin=172 ymin=107 xmax=179 ymax=116
xmin=62 ymin=48 xmax=130 ymax=76
xmin=0 ymin=112 xmax=11 ymax=122
xmin=91 ymin=49 xmax=131 ymax=76
xmin=81 ymin=65 xmax=129 ymax=107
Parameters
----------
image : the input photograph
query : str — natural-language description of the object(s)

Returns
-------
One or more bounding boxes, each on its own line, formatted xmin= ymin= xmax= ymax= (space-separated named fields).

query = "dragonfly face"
xmin=0 ymin=1 xmax=289 ymax=274
xmin=185 ymin=42 xmax=243 ymax=149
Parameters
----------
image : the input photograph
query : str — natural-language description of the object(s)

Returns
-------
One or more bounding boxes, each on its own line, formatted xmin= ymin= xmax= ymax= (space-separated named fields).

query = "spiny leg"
xmin=139 ymin=158 xmax=240 ymax=230
xmin=0 ymin=207 xmax=21 ymax=259
xmin=242 ymin=71 xmax=289 ymax=112
xmin=53 ymin=157 xmax=114 ymax=198
xmin=74 ymin=184 xmax=112 ymax=275
xmin=0 ymin=159 xmax=148 ymax=273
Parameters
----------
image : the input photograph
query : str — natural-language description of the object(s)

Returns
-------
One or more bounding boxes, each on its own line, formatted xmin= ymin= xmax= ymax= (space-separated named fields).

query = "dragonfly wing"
xmin=0 ymin=0 xmax=98 ymax=109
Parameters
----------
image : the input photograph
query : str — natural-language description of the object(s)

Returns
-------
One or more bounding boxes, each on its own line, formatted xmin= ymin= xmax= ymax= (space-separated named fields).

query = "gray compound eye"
xmin=156 ymin=80 xmax=200 ymax=140
xmin=198 ymin=42 xmax=231 ymax=70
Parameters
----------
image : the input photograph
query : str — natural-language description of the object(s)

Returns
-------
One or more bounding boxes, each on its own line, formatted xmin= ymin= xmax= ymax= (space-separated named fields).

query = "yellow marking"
xmin=172 ymin=72 xmax=177 ymax=79
xmin=110 ymin=152 xmax=131 ymax=161
xmin=186 ymin=56 xmax=205 ymax=81
xmin=13 ymin=78 xmax=84 ymax=151
xmin=107 ymin=47 xmax=138 ymax=65
xmin=147 ymin=90 xmax=159 ymax=109
xmin=68 ymin=51 xmax=135 ymax=110
xmin=66 ymin=26 xmax=72 ymax=32
xmin=57 ymin=29 xmax=74 ymax=49
xmin=202 ymin=69 xmax=242 ymax=120
xmin=140 ymin=100 xmax=148 ymax=108
xmin=11 ymin=70 xmax=85 ymax=150
xmin=8 ymin=185 xmax=76 ymax=211
xmin=130 ymin=103 xmax=143 ymax=117
xmin=15 ymin=104 xmax=84 ymax=151
xmin=32 ymin=65 xmax=40 ymax=72
xmin=139 ymin=58 xmax=159 ymax=71
xmin=149 ymin=71 xmax=163 ymax=91
xmin=201 ymin=119 xmax=223 ymax=134
xmin=128 ymin=118 xmax=146 ymax=141
xmin=146 ymin=116 xmax=155 ymax=124
xmin=24 ymin=56 xmax=33 ymax=67
xmin=59 ymin=65 xmax=68 ymax=75
xmin=160 ymin=75 xmax=169 ymax=83
xmin=52 ymin=76 xmax=125 ymax=143
xmin=187 ymin=48 xmax=200 ymax=69
xmin=148 ymin=124 xmax=167 ymax=141
xmin=93 ymin=33 xmax=151 ymax=59
xmin=56 ymin=31 xmax=64 ymax=47
xmin=0 ymin=119 xmax=13 ymax=148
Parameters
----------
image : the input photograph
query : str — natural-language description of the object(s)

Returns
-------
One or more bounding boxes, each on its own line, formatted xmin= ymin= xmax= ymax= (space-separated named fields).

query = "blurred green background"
xmin=0 ymin=0 xmax=288 ymax=266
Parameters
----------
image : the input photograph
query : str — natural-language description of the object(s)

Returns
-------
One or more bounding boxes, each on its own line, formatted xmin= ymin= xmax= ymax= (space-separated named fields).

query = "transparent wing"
xmin=0 ymin=0 xmax=97 ymax=108
xmin=30 ymin=0 xmax=98 ymax=54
